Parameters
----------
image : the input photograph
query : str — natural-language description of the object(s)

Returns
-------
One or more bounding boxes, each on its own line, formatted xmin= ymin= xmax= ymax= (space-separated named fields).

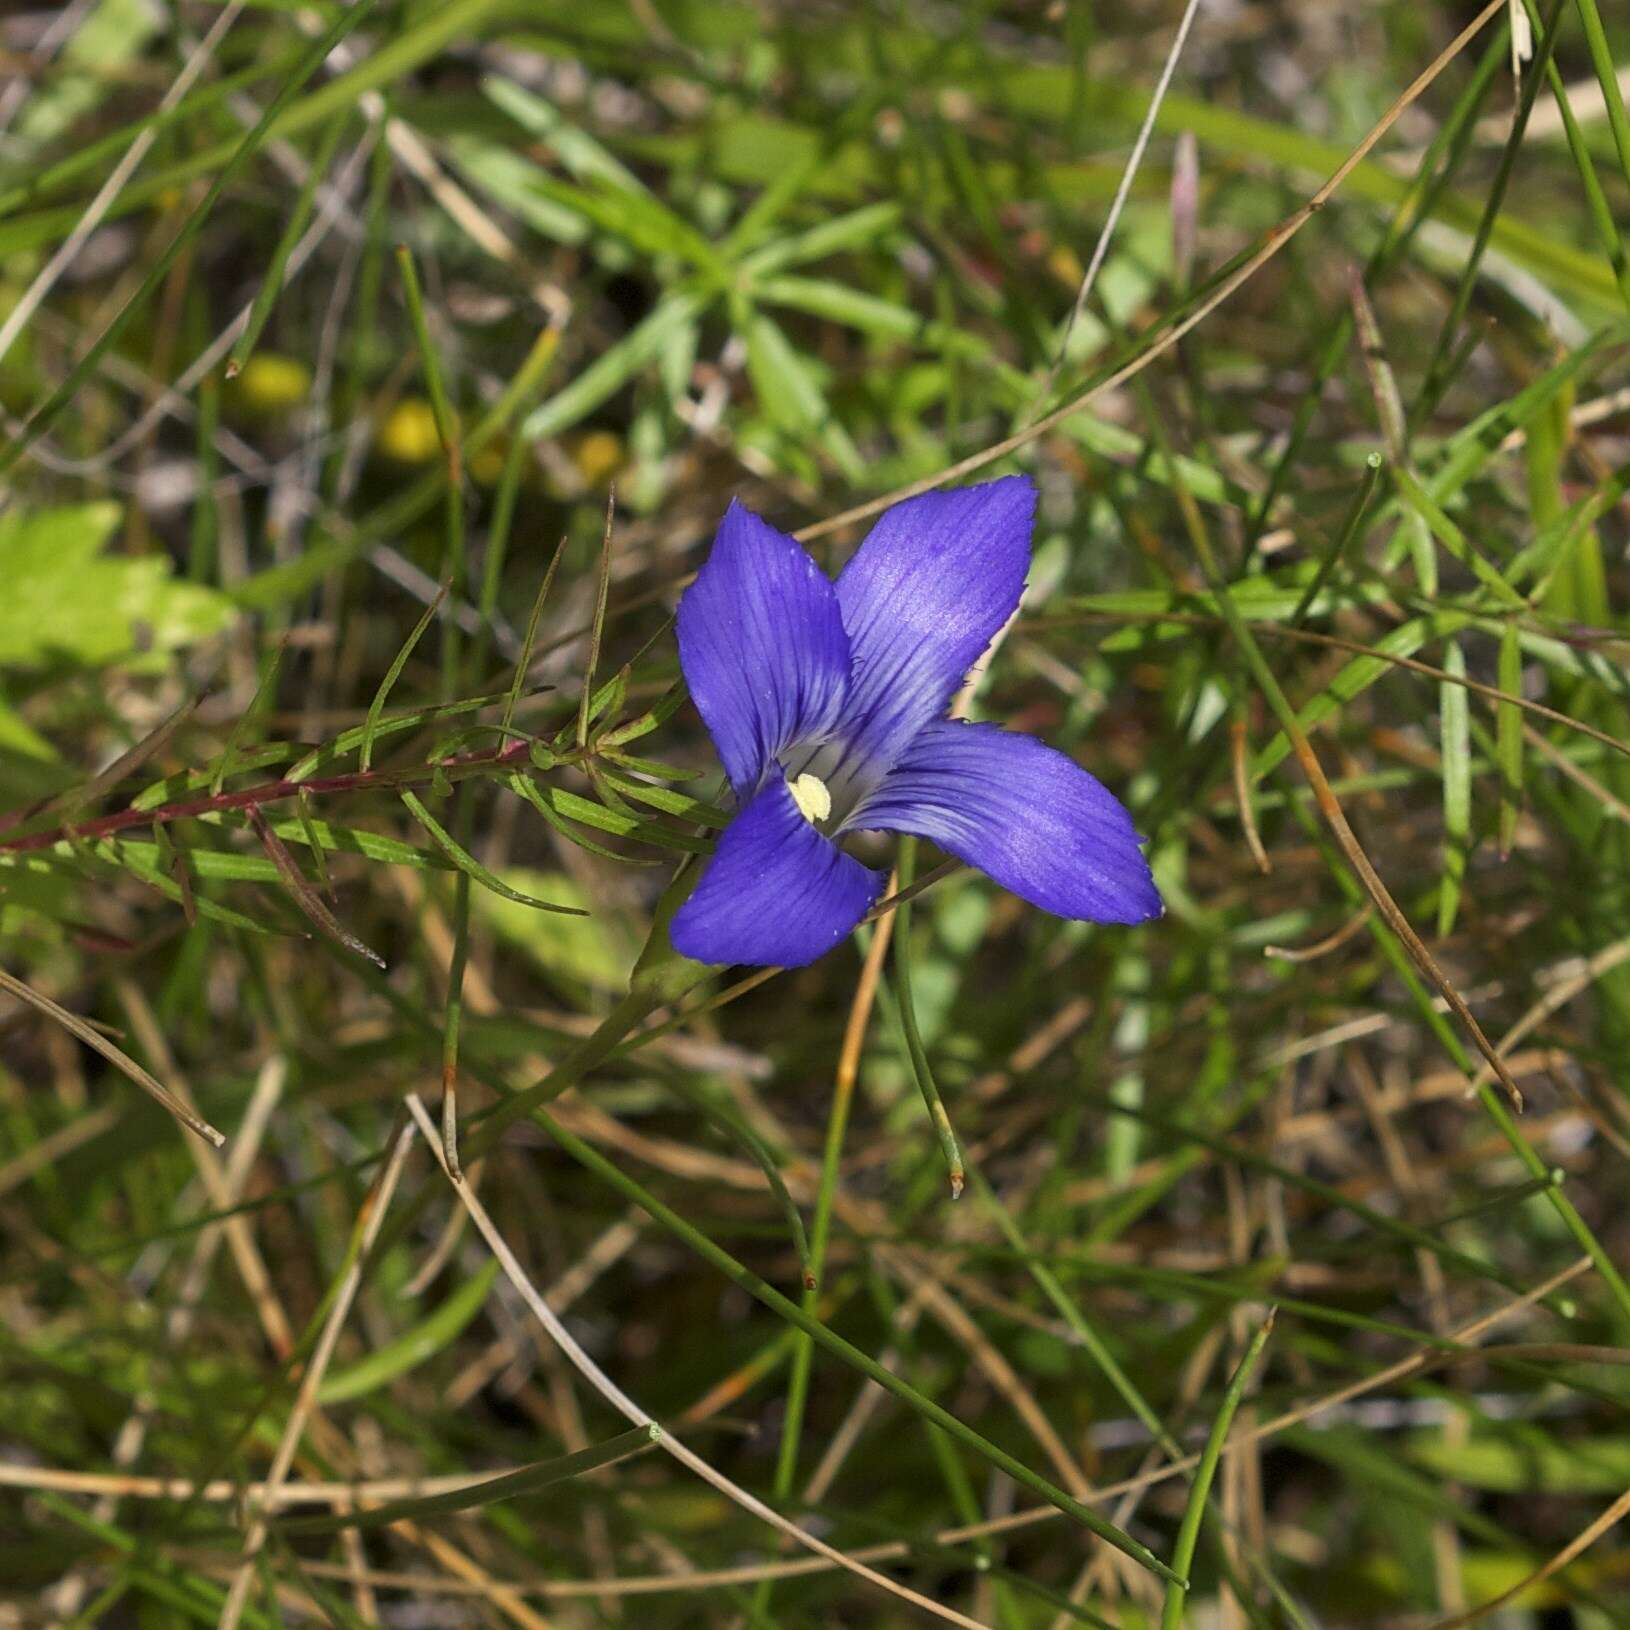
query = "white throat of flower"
xmin=788 ymin=771 xmax=832 ymax=825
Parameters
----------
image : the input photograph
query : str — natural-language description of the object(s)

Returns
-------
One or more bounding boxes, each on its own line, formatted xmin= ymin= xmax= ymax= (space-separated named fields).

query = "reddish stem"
xmin=0 ymin=738 xmax=534 ymax=856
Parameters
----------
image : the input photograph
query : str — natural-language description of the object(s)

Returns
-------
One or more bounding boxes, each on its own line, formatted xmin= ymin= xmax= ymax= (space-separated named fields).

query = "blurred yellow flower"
xmin=378 ymin=398 xmax=441 ymax=463
xmin=232 ymin=353 xmax=310 ymax=413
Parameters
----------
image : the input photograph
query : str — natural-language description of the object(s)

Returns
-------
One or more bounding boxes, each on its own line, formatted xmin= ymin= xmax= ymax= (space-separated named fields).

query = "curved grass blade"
xmin=0 ymin=966 xmax=223 ymax=1146
xmin=318 ymin=1260 xmax=498 ymax=1404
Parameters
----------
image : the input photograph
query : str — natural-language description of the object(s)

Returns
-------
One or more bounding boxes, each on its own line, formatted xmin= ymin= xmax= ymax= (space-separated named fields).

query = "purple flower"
xmin=669 ymin=476 xmax=1161 ymax=967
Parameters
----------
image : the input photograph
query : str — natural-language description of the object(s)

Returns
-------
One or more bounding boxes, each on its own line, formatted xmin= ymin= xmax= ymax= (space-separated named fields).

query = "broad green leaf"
xmin=0 ymin=504 xmax=233 ymax=671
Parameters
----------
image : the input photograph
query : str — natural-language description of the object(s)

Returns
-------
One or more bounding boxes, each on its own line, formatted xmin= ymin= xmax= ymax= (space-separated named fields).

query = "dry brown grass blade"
xmin=793 ymin=0 xmax=1507 ymax=546
xmin=1263 ymin=904 xmax=1374 ymax=963
xmin=247 ymin=802 xmax=387 ymax=968
xmin=1160 ymin=416 xmax=1533 ymax=1114
xmin=1523 ymin=722 xmax=1630 ymax=822
xmin=474 ymin=1256 xmax=1596 ymax=1600
xmin=180 ymin=1255 xmax=1602 ymax=1611
xmin=1426 ymin=1484 xmax=1630 ymax=1629
xmin=1289 ymin=732 xmax=1527 ymax=1108
xmin=0 ymin=965 xmax=224 ymax=1146
xmin=1231 ymin=716 xmax=1272 ymax=874
xmin=1462 ymin=932 xmax=1630 ymax=1098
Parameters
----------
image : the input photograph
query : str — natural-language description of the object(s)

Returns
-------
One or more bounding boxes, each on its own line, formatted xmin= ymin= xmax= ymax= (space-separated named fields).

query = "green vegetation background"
xmin=2 ymin=0 xmax=1630 ymax=1625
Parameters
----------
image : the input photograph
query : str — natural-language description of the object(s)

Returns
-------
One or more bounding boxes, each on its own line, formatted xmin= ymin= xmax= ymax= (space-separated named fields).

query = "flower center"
xmin=778 ymin=735 xmax=883 ymax=832
xmin=788 ymin=772 xmax=832 ymax=825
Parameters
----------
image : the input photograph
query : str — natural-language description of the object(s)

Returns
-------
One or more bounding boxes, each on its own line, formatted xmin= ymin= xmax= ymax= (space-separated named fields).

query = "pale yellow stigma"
xmin=789 ymin=772 xmax=832 ymax=825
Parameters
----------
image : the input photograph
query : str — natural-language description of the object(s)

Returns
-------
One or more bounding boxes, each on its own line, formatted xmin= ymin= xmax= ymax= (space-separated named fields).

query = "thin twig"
xmin=1027 ymin=0 xmax=1205 ymax=420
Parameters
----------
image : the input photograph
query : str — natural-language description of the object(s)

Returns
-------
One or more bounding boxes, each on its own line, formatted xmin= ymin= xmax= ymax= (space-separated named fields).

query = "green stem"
xmin=893 ymin=836 xmax=964 ymax=1195
xmin=1159 ymin=1311 xmax=1276 ymax=1630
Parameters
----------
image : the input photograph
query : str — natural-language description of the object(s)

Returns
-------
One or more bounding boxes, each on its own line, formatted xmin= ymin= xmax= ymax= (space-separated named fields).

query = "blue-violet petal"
xmin=676 ymin=500 xmax=852 ymax=796
xmin=851 ymin=720 xmax=1161 ymax=925
xmin=834 ymin=476 xmax=1035 ymax=773
xmin=671 ymin=773 xmax=885 ymax=968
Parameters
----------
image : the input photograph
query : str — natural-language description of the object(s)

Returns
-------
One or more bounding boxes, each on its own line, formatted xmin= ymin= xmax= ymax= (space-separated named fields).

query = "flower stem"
xmin=1159 ymin=1310 xmax=1275 ymax=1630
xmin=892 ymin=836 xmax=963 ymax=1198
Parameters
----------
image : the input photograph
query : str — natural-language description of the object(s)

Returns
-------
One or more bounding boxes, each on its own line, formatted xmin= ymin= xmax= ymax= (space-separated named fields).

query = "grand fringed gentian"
xmin=669 ymin=477 xmax=1161 ymax=968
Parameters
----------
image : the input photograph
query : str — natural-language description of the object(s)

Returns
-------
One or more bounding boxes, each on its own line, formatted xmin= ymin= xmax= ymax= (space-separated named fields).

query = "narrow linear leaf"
xmin=263 ymin=817 xmax=455 ymax=870
xmin=1254 ymin=617 xmax=1438 ymax=781
xmin=319 ymin=1261 xmax=498 ymax=1404
xmin=595 ymin=770 xmax=729 ymax=828
xmin=1392 ymin=468 xmax=1527 ymax=609
xmin=0 ymin=0 xmax=385 ymax=476
xmin=400 ymin=790 xmax=585 ymax=914
xmin=1159 ymin=1311 xmax=1276 ymax=1627
xmin=274 ymin=1425 xmax=660 ymax=1536
xmin=533 ymin=1104 xmax=1183 ymax=1585
xmin=660 ymin=1077 xmax=813 ymax=1285
xmin=1497 ymin=623 xmax=1524 ymax=855
xmin=361 ymin=584 xmax=446 ymax=772
xmin=288 ymin=693 xmax=511 ymax=784
xmin=83 ymin=839 xmax=276 ymax=932
xmin=521 ymin=290 xmax=706 ymax=443
xmin=1438 ymin=638 xmax=1471 ymax=937
xmin=503 ymin=535 xmax=567 ymax=737
xmin=891 ymin=836 xmax=962 ymax=1197
xmin=131 ymin=742 xmax=303 ymax=811
xmin=396 ymin=244 xmax=460 ymax=475
xmin=506 ymin=772 xmax=664 ymax=864
xmin=212 ymin=633 xmax=291 ymax=796
xmin=41 ymin=697 xmax=200 ymax=822
xmin=227 ymin=108 xmax=352 ymax=377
